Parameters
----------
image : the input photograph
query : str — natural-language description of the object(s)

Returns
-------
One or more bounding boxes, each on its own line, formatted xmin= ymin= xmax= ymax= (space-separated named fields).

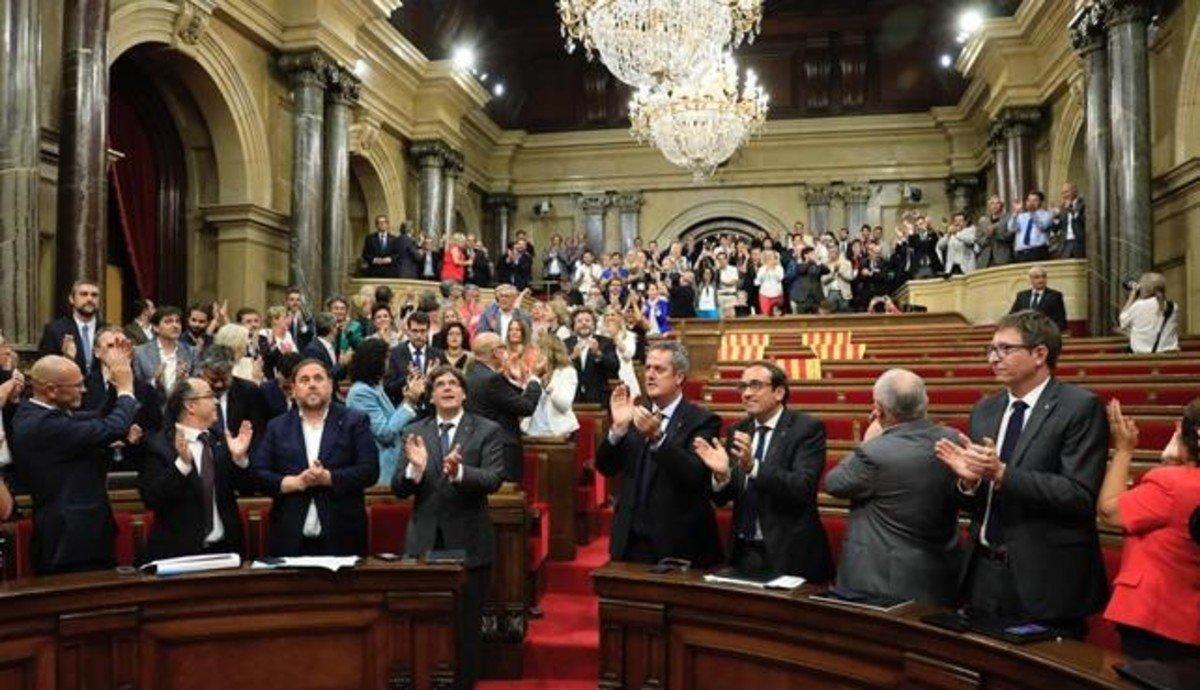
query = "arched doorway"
xmin=679 ymin=217 xmax=767 ymax=246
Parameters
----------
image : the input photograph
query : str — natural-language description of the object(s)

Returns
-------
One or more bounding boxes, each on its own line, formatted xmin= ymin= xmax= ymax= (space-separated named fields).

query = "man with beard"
xmin=196 ymin=346 xmax=268 ymax=448
xmin=133 ymin=306 xmax=198 ymax=398
xmin=38 ymin=279 xmax=104 ymax=376
xmin=285 ymin=287 xmax=314 ymax=351
xmin=563 ymin=308 xmax=619 ymax=405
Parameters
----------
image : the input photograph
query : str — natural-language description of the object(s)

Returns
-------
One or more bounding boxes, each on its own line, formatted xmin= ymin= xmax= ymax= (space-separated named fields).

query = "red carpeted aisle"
xmin=478 ymin=537 xmax=609 ymax=690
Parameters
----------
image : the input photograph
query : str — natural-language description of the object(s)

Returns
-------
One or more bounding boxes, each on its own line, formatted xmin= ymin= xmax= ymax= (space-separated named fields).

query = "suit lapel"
xmin=1009 ymin=379 xmax=1060 ymax=467
xmin=762 ymin=409 xmax=792 ymax=468
xmin=982 ymin=393 xmax=1007 ymax=445
xmin=318 ymin=405 xmax=341 ymax=464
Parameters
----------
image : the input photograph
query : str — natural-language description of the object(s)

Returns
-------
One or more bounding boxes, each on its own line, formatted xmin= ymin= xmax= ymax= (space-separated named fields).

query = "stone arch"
xmin=350 ymin=122 xmax=407 ymax=223
xmin=108 ymin=1 xmax=272 ymax=207
xmin=1047 ymin=83 xmax=1085 ymax=196
xmin=1176 ymin=15 xmax=1200 ymax=163
xmin=655 ymin=199 xmax=789 ymax=243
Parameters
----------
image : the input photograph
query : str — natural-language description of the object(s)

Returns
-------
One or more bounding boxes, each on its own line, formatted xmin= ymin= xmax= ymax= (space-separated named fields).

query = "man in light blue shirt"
xmin=1007 ymin=190 xmax=1053 ymax=263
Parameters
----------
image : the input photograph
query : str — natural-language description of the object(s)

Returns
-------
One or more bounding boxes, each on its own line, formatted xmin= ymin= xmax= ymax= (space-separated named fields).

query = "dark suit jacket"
xmin=301 ymin=339 xmax=344 ymax=381
xmin=38 ymin=315 xmax=104 ymax=375
xmin=384 ymin=342 xmax=444 ymax=406
xmin=464 ymin=363 xmax=541 ymax=482
xmin=1009 ymin=288 xmax=1068 ymax=333
xmin=360 ymin=232 xmax=401 ymax=278
xmin=563 ymin=334 xmax=619 ymax=405
xmin=137 ymin=428 xmax=258 ymax=561
xmin=81 ymin=374 xmax=163 ymax=470
xmin=251 ymin=404 xmax=380 ymax=556
xmin=1052 ymin=198 xmax=1086 ymax=256
xmin=396 ymin=234 xmax=423 ymax=279
xmin=713 ymin=409 xmax=833 ymax=581
xmin=219 ymin=378 xmax=269 ymax=448
xmin=506 ymin=252 xmax=534 ymax=290
xmin=261 ymin=379 xmax=292 ymax=419
xmin=596 ymin=398 xmax=724 ymax=567
xmin=961 ymin=378 xmax=1109 ymax=620
xmin=11 ymin=395 xmax=138 ymax=574
xmin=123 ymin=321 xmax=152 ymax=347
xmin=391 ymin=412 xmax=505 ymax=568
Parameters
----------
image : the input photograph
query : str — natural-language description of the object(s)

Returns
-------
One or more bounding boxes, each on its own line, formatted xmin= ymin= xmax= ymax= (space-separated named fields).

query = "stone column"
xmin=613 ymin=192 xmax=644 ymax=253
xmin=55 ymin=0 xmax=110 ymax=300
xmin=411 ymin=139 xmax=452 ymax=239
xmin=805 ymin=186 xmax=832 ymax=232
xmin=1000 ymin=107 xmax=1042 ymax=204
xmin=1106 ymin=0 xmax=1153 ymax=281
xmin=321 ymin=65 xmax=359 ymax=300
xmin=483 ymin=193 xmax=516 ymax=257
xmin=843 ymin=186 xmax=872 ymax=231
xmin=945 ymin=174 xmax=981 ymax=217
xmin=1072 ymin=2 xmax=1114 ymax=334
xmin=442 ymin=152 xmax=464 ymax=239
xmin=578 ymin=194 xmax=610 ymax=255
xmin=0 ymin=0 xmax=41 ymax=344
xmin=988 ymin=121 xmax=1011 ymax=206
xmin=279 ymin=49 xmax=330 ymax=304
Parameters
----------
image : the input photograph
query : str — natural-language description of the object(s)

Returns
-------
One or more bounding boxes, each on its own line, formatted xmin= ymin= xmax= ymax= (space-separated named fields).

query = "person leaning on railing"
xmin=1099 ymin=398 xmax=1200 ymax=662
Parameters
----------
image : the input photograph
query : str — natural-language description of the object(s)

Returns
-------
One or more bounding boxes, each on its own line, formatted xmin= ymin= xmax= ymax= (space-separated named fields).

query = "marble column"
xmin=578 ymin=194 xmax=610 ymax=254
xmin=945 ymin=175 xmax=981 ymax=217
xmin=483 ymin=193 xmax=516 ymax=257
xmin=321 ymin=65 xmax=359 ymax=301
xmin=843 ymin=187 xmax=872 ymax=231
xmin=55 ymin=0 xmax=110 ymax=299
xmin=442 ymin=152 xmax=464 ymax=239
xmin=279 ymin=49 xmax=330 ymax=304
xmin=1072 ymin=2 xmax=1114 ymax=334
xmin=988 ymin=121 xmax=1011 ymax=206
xmin=0 ymin=0 xmax=41 ymax=344
xmin=1000 ymin=107 xmax=1042 ymax=204
xmin=1106 ymin=0 xmax=1153 ymax=281
xmin=805 ymin=186 xmax=832 ymax=233
xmin=613 ymin=192 xmax=644 ymax=253
xmin=411 ymin=140 xmax=452 ymax=239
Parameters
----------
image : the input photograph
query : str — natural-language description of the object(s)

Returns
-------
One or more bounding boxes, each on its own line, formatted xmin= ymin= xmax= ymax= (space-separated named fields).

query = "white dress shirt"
xmin=974 ymin=376 xmax=1050 ymax=547
xmin=712 ymin=407 xmax=784 ymax=540
xmin=405 ymin=409 xmax=466 ymax=483
xmin=300 ymin=408 xmax=329 ymax=537
xmin=0 ymin=408 xmax=10 ymax=468
xmin=173 ymin=422 xmax=250 ymax=544
xmin=608 ymin=393 xmax=682 ymax=449
xmin=158 ymin=339 xmax=180 ymax=393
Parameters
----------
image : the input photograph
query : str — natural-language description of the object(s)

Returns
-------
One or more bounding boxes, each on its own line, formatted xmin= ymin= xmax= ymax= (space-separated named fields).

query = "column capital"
xmin=410 ymin=139 xmax=457 ymax=168
xmin=803 ymin=185 xmax=832 ymax=206
xmin=612 ymin=191 xmax=644 ymax=212
xmin=1069 ymin=2 xmax=1109 ymax=55
xmin=987 ymin=119 xmax=1008 ymax=149
xmin=278 ymin=49 xmax=333 ymax=90
xmin=324 ymin=64 xmax=361 ymax=106
xmin=443 ymin=149 xmax=465 ymax=176
xmin=577 ymin=193 xmax=611 ymax=214
xmin=843 ymin=185 xmax=872 ymax=204
xmin=1102 ymin=0 xmax=1154 ymax=29
xmin=998 ymin=106 xmax=1044 ymax=137
xmin=349 ymin=117 xmax=381 ymax=155
xmin=483 ymin=192 xmax=517 ymax=211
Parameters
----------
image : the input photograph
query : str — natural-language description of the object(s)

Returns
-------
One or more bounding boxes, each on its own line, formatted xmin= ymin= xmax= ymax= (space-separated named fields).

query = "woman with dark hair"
xmin=345 ymin=338 xmax=424 ymax=485
xmin=367 ymin=304 xmax=401 ymax=348
xmin=1100 ymin=398 xmax=1200 ymax=661
xmin=437 ymin=322 xmax=472 ymax=371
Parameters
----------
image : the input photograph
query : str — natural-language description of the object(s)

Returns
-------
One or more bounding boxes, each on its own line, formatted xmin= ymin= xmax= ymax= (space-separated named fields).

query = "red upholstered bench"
xmin=820 ymin=513 xmax=847 ymax=566
xmin=520 ymin=450 xmax=551 ymax=595
xmin=367 ymin=501 xmax=412 ymax=554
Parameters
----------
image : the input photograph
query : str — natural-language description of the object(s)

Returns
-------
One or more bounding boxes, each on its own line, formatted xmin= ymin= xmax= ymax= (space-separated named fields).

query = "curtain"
xmin=107 ymin=89 xmax=159 ymax=299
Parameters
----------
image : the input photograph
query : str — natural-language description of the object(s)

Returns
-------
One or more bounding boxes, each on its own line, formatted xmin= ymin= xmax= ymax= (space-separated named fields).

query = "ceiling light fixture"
xmin=940 ymin=53 xmax=954 ymax=69
xmin=452 ymin=45 xmax=477 ymax=72
xmin=958 ymin=8 xmax=984 ymax=35
xmin=493 ymin=83 xmax=506 ymax=97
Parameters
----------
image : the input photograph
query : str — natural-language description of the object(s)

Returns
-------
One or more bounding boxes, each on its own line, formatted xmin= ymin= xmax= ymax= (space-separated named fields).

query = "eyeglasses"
xmin=55 ymin=380 xmax=87 ymax=390
xmin=984 ymin=343 xmax=1033 ymax=359
xmin=184 ymin=394 xmax=215 ymax=401
xmin=735 ymin=380 xmax=771 ymax=392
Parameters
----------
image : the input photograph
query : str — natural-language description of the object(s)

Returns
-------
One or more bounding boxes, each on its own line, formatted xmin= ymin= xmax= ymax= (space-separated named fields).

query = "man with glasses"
xmin=694 ymin=361 xmax=833 ymax=581
xmin=12 ymin=351 xmax=140 ymax=574
xmin=936 ymin=310 xmax=1108 ymax=638
xmin=138 ymin=377 xmax=256 ymax=561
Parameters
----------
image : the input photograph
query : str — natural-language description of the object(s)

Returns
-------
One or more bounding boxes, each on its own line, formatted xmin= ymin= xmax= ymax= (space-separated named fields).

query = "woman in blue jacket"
xmin=345 ymin=338 xmax=423 ymax=485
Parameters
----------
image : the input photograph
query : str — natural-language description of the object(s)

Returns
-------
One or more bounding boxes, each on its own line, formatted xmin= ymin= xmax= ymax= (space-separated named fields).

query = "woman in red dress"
xmin=441 ymin=232 xmax=471 ymax=283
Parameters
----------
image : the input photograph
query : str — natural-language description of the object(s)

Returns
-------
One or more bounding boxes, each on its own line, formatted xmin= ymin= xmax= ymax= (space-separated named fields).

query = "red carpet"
xmin=478 ymin=537 xmax=609 ymax=690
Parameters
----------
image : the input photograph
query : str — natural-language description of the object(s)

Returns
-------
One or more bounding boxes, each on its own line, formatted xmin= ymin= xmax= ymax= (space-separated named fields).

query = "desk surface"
xmin=593 ymin=561 xmax=1128 ymax=690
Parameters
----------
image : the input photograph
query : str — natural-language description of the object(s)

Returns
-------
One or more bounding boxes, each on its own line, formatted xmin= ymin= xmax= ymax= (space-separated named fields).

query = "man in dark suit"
xmin=393 ymin=365 xmax=505 ymax=689
xmin=596 ymin=342 xmax=723 ymax=567
xmin=196 ymin=346 xmax=269 ymax=447
xmin=1008 ymin=265 xmax=1068 ymax=333
xmin=124 ymin=298 xmax=155 ymax=346
xmin=563 ymin=308 xmax=619 ymax=405
xmin=37 ymin=279 xmax=104 ymax=376
xmin=251 ymin=359 xmax=379 ymax=556
xmin=12 ymin=351 xmax=139 ymax=574
xmin=504 ymin=240 xmax=534 ymax=291
xmin=696 ymin=361 xmax=833 ymax=581
xmin=465 ymin=332 xmax=541 ymax=483
xmin=416 ymin=235 xmax=442 ymax=281
xmin=138 ymin=377 xmax=257 ymax=561
xmin=824 ymin=369 xmax=963 ymax=604
xmin=300 ymin=312 xmax=347 ymax=382
xmin=936 ymin=311 xmax=1108 ymax=638
xmin=262 ymin=352 xmax=303 ymax=419
xmin=1052 ymin=183 xmax=1086 ymax=259
xmin=787 ymin=247 xmax=829 ymax=314
xmin=385 ymin=311 xmax=442 ymax=405
xmin=82 ymin=326 xmax=163 ymax=470
xmin=392 ymin=221 xmax=422 ymax=279
xmin=285 ymin=287 xmax=314 ymax=351
xmin=360 ymin=214 xmax=402 ymax=278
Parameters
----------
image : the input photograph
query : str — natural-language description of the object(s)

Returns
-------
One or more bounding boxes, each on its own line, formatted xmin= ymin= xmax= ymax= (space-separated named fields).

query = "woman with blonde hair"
xmin=343 ymin=292 xmax=374 ymax=350
xmin=603 ymin=308 xmax=641 ymax=398
xmin=441 ymin=232 xmax=471 ymax=283
xmin=521 ymin=333 xmax=579 ymax=437
xmin=505 ymin=318 xmax=540 ymax=374
xmin=214 ymin=323 xmax=262 ymax=383
xmin=1119 ymin=272 xmax=1180 ymax=354
xmin=459 ymin=283 xmax=485 ymax=336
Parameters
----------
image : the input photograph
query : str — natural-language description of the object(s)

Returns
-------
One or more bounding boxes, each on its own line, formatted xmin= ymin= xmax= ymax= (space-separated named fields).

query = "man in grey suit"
xmin=975 ymin=195 xmax=1013 ymax=268
xmin=392 ymin=365 xmax=505 ymax=689
xmin=132 ymin=306 xmax=198 ymax=397
xmin=1051 ymin=182 xmax=1086 ymax=259
xmin=936 ymin=311 xmax=1108 ymax=638
xmin=825 ymin=369 xmax=963 ymax=605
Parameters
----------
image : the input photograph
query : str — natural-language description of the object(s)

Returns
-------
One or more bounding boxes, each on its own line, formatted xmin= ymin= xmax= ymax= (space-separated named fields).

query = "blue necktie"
xmin=1023 ymin=215 xmax=1035 ymax=247
xmin=984 ymin=400 xmax=1027 ymax=545
xmin=413 ymin=348 xmax=424 ymax=373
xmin=80 ymin=323 xmax=92 ymax=370
xmin=735 ymin=425 xmax=771 ymax=541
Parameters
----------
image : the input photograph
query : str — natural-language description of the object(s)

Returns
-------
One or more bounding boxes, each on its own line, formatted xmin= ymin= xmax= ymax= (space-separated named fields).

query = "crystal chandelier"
xmin=558 ymin=0 xmax=763 ymax=88
xmin=629 ymin=53 xmax=769 ymax=180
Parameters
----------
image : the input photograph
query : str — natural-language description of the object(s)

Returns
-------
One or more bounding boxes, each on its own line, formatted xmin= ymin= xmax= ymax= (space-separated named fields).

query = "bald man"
xmin=12 ymin=352 xmax=140 ymax=575
xmin=824 ymin=369 xmax=963 ymax=605
xmin=464 ymin=332 xmax=540 ymax=482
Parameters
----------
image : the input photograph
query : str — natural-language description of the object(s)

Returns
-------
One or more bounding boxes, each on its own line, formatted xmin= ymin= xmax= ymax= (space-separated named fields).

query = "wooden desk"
xmin=0 ymin=562 xmax=462 ymax=690
xmin=593 ymin=562 xmax=1129 ymax=690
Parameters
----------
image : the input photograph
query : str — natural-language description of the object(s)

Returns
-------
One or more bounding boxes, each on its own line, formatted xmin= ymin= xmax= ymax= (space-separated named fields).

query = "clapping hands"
xmin=226 ymin=420 xmax=253 ymax=459
xmin=934 ymin=433 xmax=1001 ymax=487
xmin=693 ymin=437 xmax=731 ymax=482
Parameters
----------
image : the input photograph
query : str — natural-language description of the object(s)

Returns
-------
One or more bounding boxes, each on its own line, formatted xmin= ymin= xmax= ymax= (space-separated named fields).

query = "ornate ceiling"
xmin=392 ymin=1 xmax=1018 ymax=133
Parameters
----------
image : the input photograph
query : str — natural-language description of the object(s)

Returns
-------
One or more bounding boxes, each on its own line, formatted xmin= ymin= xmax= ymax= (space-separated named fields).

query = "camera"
xmin=1122 ymin=278 xmax=1140 ymax=292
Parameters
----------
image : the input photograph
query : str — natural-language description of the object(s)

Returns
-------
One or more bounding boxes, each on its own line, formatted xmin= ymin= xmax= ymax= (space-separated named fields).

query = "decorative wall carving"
xmin=173 ymin=0 xmax=216 ymax=46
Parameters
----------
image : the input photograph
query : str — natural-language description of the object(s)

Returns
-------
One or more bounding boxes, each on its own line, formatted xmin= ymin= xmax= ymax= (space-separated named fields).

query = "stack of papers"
xmin=251 ymin=556 xmax=360 ymax=573
xmin=140 ymin=553 xmax=242 ymax=576
xmin=703 ymin=568 xmax=806 ymax=590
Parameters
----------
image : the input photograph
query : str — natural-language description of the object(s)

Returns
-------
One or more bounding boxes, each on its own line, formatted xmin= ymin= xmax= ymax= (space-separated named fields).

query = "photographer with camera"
xmin=1119 ymin=273 xmax=1179 ymax=354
